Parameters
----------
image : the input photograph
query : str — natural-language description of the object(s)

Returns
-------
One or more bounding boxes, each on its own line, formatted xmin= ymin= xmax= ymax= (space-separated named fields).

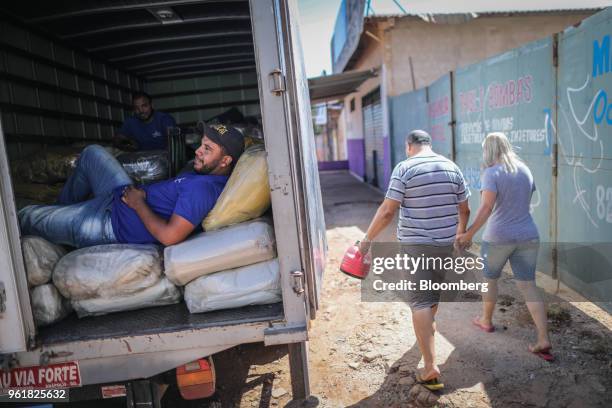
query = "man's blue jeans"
xmin=19 ymin=145 xmax=132 ymax=248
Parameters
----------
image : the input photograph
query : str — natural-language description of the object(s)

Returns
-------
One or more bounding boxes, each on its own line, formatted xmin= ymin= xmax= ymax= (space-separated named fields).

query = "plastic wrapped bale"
xmin=184 ymin=132 xmax=201 ymax=149
xmin=22 ymin=236 xmax=67 ymax=287
xmin=13 ymin=183 xmax=63 ymax=204
xmin=11 ymin=148 xmax=81 ymax=184
xmin=53 ymin=244 xmax=162 ymax=300
xmin=117 ymin=150 xmax=169 ymax=184
xmin=30 ymin=284 xmax=72 ymax=327
xmin=203 ymin=144 xmax=271 ymax=231
xmin=72 ymin=278 xmax=181 ymax=317
xmin=233 ymin=123 xmax=264 ymax=148
xmin=184 ymin=259 xmax=281 ymax=313
xmin=165 ymin=219 xmax=276 ymax=286
xmin=244 ymin=134 xmax=264 ymax=149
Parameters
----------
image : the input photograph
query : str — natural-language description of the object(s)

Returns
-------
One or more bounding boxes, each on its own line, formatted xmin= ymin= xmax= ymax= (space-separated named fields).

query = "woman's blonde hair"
xmin=482 ymin=132 xmax=522 ymax=173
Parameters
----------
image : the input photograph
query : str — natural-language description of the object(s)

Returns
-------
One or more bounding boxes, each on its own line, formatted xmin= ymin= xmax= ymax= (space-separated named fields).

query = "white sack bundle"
xmin=184 ymin=259 xmax=281 ymax=313
xmin=53 ymin=244 xmax=162 ymax=300
xmin=164 ymin=219 xmax=276 ymax=286
xmin=72 ymin=278 xmax=181 ymax=317
xmin=22 ymin=236 xmax=67 ymax=287
xmin=30 ymin=284 xmax=72 ymax=327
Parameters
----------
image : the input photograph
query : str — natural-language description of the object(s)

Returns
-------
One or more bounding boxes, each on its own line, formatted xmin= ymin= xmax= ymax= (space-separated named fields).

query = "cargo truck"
xmin=0 ymin=0 xmax=326 ymax=405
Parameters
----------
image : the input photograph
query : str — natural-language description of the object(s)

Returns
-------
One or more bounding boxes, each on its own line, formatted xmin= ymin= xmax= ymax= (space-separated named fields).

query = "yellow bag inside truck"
xmin=203 ymin=144 xmax=271 ymax=231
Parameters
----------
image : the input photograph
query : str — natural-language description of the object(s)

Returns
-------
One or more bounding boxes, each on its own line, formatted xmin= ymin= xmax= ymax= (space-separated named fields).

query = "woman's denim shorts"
xmin=481 ymin=240 xmax=539 ymax=281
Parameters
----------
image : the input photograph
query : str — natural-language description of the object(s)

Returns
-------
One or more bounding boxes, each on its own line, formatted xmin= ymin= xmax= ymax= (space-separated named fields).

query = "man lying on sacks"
xmin=19 ymin=124 xmax=245 ymax=248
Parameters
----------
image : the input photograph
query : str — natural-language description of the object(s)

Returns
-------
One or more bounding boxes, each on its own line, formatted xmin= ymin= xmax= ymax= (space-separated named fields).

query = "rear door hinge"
xmin=290 ymin=270 xmax=305 ymax=295
xmin=0 ymin=281 xmax=6 ymax=314
xmin=269 ymin=69 xmax=286 ymax=95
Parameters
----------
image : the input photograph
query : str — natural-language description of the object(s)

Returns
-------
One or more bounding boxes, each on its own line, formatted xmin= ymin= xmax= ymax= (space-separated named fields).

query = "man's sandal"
xmin=416 ymin=373 xmax=444 ymax=391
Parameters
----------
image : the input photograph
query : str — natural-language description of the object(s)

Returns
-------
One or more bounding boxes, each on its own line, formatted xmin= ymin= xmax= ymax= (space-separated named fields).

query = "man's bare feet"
xmin=417 ymin=366 xmax=441 ymax=381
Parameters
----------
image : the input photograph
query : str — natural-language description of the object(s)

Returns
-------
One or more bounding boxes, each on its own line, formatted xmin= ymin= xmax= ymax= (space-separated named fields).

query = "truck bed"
xmin=37 ymin=302 xmax=284 ymax=346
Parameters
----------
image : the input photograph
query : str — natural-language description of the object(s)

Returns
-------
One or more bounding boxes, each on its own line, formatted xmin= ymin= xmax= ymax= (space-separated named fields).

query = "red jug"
xmin=340 ymin=242 xmax=370 ymax=279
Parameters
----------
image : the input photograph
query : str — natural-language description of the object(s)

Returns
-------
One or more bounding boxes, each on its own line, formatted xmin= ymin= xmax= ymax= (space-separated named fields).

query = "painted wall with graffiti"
xmin=386 ymin=7 xmax=612 ymax=304
xmin=453 ymin=37 xmax=556 ymax=244
xmin=556 ymin=8 xmax=612 ymax=303
xmin=427 ymin=73 xmax=454 ymax=159
xmin=389 ymin=74 xmax=453 ymax=166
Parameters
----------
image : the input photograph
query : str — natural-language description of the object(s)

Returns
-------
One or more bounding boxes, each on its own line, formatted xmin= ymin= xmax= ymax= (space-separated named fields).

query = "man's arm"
xmin=122 ymin=185 xmax=195 ymax=246
xmin=456 ymin=199 xmax=470 ymax=235
xmin=360 ymin=198 xmax=401 ymax=252
xmin=456 ymin=190 xmax=495 ymax=248
xmin=114 ymin=119 xmax=138 ymax=150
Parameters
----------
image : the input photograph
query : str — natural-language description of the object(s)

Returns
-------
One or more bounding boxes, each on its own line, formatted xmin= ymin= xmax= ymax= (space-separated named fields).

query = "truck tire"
xmin=126 ymin=380 xmax=162 ymax=408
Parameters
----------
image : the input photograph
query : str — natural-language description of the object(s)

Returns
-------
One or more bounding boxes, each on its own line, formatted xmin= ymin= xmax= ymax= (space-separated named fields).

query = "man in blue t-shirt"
xmin=19 ymin=125 xmax=245 ymax=248
xmin=114 ymin=92 xmax=176 ymax=151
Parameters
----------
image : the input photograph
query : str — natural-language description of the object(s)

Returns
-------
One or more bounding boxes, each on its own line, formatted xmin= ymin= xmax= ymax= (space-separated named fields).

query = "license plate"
xmin=0 ymin=361 xmax=81 ymax=389
xmin=101 ymin=385 xmax=127 ymax=399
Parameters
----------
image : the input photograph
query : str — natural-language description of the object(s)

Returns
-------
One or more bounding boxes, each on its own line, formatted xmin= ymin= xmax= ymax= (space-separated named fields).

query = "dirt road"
xmin=213 ymin=170 xmax=611 ymax=408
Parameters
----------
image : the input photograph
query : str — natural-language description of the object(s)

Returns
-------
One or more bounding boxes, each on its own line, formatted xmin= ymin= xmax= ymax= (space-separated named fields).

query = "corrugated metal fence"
xmin=388 ymin=8 xmax=612 ymax=305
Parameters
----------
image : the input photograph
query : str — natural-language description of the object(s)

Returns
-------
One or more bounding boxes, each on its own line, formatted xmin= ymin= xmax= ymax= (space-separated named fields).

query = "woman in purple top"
xmin=457 ymin=132 xmax=553 ymax=361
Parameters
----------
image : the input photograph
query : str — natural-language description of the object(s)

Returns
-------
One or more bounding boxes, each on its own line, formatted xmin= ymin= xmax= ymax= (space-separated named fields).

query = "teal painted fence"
xmin=389 ymin=88 xmax=427 ymax=166
xmin=556 ymin=8 xmax=612 ymax=304
xmin=387 ymin=7 xmax=612 ymax=305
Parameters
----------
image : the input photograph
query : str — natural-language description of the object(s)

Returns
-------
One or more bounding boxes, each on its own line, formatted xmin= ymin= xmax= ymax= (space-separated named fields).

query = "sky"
xmin=297 ymin=0 xmax=343 ymax=78
xmin=297 ymin=0 xmax=612 ymax=79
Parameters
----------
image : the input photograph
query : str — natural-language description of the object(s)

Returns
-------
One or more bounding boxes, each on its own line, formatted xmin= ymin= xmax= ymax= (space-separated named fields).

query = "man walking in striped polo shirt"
xmin=359 ymin=129 xmax=470 ymax=389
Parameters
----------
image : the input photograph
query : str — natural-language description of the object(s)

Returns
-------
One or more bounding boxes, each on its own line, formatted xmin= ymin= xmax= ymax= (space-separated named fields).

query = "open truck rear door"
xmin=250 ymin=0 xmax=326 ymax=399
xmin=276 ymin=0 xmax=327 ymax=318
xmin=0 ymin=118 xmax=35 ymax=354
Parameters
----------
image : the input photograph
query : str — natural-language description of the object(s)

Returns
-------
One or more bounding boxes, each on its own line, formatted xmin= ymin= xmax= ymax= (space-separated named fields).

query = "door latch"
xmin=290 ymin=270 xmax=305 ymax=295
xmin=269 ymin=69 xmax=286 ymax=95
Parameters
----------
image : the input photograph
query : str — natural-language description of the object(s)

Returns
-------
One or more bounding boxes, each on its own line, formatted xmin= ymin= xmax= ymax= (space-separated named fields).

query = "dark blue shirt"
xmin=118 ymin=111 xmax=176 ymax=150
xmin=110 ymin=173 xmax=228 ymax=244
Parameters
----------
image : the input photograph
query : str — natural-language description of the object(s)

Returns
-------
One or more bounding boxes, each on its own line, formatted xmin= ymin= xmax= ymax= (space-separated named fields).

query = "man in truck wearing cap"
xmin=19 ymin=124 xmax=245 ymax=248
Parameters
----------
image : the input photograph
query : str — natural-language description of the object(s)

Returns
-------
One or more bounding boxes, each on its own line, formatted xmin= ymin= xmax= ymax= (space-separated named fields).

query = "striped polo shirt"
xmin=386 ymin=152 xmax=470 ymax=245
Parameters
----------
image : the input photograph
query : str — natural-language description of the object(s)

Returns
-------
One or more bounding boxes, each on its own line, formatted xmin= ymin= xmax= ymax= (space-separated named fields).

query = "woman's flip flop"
xmin=416 ymin=373 xmax=444 ymax=391
xmin=472 ymin=317 xmax=495 ymax=333
xmin=530 ymin=346 xmax=554 ymax=362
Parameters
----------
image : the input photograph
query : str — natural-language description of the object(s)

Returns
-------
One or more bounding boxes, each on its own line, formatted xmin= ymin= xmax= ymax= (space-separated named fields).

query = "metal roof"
xmin=0 ymin=0 xmax=256 ymax=81
xmin=361 ymin=0 xmax=609 ymax=16
xmin=308 ymin=68 xmax=378 ymax=103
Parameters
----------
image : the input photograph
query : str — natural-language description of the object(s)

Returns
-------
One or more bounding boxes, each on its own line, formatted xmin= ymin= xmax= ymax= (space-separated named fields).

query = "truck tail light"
xmin=176 ymin=357 xmax=215 ymax=400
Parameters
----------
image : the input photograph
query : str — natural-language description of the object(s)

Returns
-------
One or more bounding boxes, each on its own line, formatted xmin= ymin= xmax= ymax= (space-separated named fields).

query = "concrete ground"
xmin=223 ymin=170 xmax=611 ymax=408
xmin=70 ymin=170 xmax=612 ymax=408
